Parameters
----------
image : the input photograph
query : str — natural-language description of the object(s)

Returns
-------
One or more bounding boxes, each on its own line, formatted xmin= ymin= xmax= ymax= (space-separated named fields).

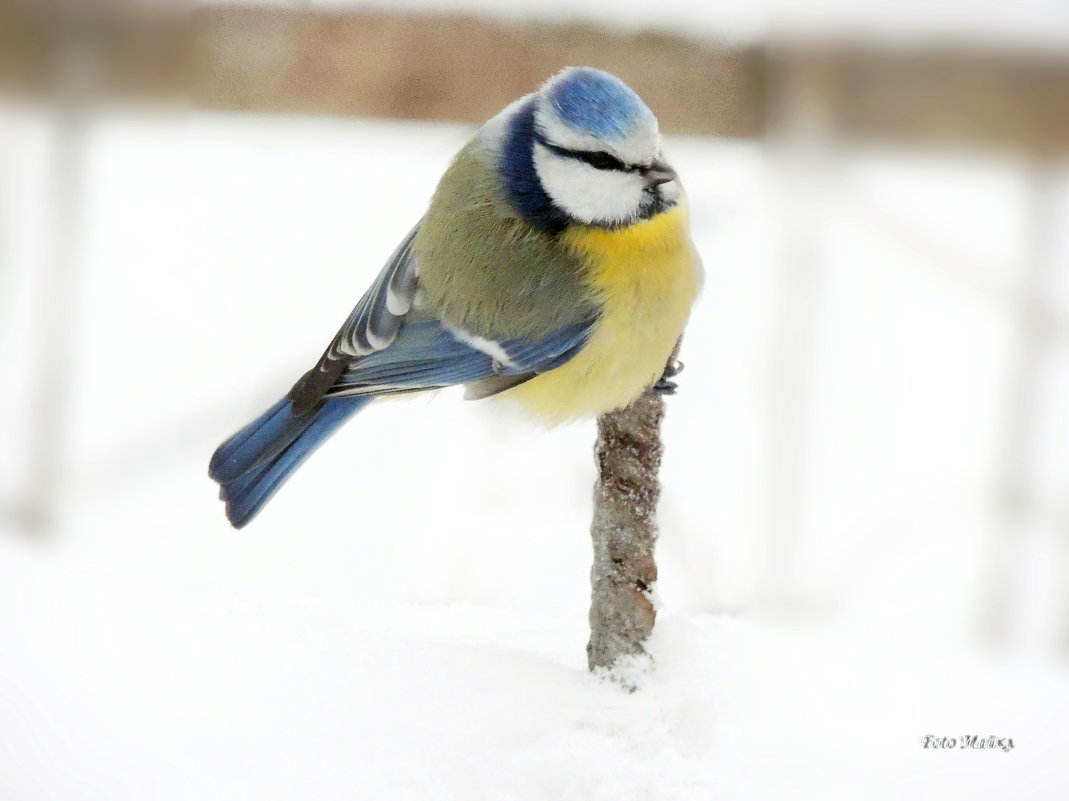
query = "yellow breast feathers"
xmin=506 ymin=204 xmax=702 ymax=422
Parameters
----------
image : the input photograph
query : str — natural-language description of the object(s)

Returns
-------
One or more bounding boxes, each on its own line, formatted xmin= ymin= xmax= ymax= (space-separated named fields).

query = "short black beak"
xmin=643 ymin=160 xmax=677 ymax=187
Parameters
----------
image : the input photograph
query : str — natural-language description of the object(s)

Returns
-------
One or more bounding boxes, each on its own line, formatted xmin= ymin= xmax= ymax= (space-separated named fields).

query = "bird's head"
xmin=497 ymin=67 xmax=680 ymax=232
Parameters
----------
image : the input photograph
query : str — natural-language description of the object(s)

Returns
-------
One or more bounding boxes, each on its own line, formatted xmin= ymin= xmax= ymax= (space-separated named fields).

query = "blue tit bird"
xmin=209 ymin=66 xmax=703 ymax=528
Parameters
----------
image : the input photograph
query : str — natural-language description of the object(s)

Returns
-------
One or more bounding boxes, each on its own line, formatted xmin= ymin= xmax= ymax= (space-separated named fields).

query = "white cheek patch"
xmin=534 ymin=144 xmax=646 ymax=226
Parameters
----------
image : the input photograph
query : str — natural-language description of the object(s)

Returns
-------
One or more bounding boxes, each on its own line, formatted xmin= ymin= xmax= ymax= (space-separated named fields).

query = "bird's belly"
xmin=504 ymin=206 xmax=702 ymax=422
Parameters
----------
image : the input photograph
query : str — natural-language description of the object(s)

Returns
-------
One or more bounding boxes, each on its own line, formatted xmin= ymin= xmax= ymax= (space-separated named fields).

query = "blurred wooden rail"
xmin=1 ymin=6 xmax=1067 ymax=154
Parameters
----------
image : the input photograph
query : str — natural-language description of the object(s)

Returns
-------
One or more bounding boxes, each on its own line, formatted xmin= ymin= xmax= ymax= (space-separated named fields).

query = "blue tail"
xmin=209 ymin=395 xmax=372 ymax=528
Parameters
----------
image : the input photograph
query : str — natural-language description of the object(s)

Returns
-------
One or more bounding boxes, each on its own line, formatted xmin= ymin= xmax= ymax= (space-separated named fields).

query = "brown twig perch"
xmin=587 ymin=350 xmax=679 ymax=673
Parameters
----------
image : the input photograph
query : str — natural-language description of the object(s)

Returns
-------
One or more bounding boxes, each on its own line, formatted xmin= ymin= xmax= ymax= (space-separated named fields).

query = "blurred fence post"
xmin=18 ymin=15 xmax=97 ymax=534
xmin=981 ymin=158 xmax=1065 ymax=654
xmin=758 ymin=47 xmax=837 ymax=611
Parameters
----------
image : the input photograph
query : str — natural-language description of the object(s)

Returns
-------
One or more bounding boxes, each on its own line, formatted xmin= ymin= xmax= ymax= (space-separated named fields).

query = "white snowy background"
xmin=2 ymin=3 xmax=1069 ymax=799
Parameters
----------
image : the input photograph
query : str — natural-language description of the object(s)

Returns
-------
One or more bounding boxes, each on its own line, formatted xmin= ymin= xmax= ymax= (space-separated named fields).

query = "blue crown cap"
xmin=546 ymin=68 xmax=655 ymax=141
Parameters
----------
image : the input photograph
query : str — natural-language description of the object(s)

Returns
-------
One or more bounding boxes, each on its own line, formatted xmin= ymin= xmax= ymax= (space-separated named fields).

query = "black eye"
xmin=578 ymin=151 xmax=628 ymax=171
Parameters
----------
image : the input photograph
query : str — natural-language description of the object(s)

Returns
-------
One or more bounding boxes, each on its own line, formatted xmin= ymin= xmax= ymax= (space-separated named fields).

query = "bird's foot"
xmin=651 ymin=359 xmax=684 ymax=395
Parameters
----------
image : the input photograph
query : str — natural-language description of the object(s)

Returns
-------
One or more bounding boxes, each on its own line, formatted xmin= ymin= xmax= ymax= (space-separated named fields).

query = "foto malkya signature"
xmin=921 ymin=735 xmax=1014 ymax=752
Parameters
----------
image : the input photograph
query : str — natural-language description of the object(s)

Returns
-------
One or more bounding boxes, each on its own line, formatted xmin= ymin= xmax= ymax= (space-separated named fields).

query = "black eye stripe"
xmin=534 ymin=134 xmax=638 ymax=173
xmin=574 ymin=150 xmax=629 ymax=171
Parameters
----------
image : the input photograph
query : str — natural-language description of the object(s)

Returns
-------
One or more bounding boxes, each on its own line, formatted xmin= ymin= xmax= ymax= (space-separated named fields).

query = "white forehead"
xmin=534 ymin=100 xmax=662 ymax=166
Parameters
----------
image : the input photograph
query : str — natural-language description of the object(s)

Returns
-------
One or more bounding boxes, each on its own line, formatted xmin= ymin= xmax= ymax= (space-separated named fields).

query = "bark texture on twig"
xmin=587 ymin=387 xmax=665 ymax=672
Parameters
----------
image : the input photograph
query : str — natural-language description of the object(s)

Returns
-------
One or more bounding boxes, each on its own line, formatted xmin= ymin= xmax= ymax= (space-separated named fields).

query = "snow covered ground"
xmin=1 ymin=108 xmax=1067 ymax=799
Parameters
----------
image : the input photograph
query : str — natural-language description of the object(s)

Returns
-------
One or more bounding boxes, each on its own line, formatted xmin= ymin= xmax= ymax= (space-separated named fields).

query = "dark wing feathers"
xmin=288 ymin=224 xmax=421 ymax=413
xmin=334 ymin=223 xmax=420 ymax=356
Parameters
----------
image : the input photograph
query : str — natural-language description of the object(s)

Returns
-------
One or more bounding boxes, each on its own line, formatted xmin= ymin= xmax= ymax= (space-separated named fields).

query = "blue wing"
xmin=289 ymin=219 xmax=597 ymax=412
xmin=211 ymin=219 xmax=595 ymax=527
xmin=324 ymin=312 xmax=593 ymax=399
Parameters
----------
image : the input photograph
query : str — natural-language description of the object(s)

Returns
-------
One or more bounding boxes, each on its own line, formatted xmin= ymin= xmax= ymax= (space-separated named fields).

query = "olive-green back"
xmin=413 ymin=142 xmax=594 ymax=341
